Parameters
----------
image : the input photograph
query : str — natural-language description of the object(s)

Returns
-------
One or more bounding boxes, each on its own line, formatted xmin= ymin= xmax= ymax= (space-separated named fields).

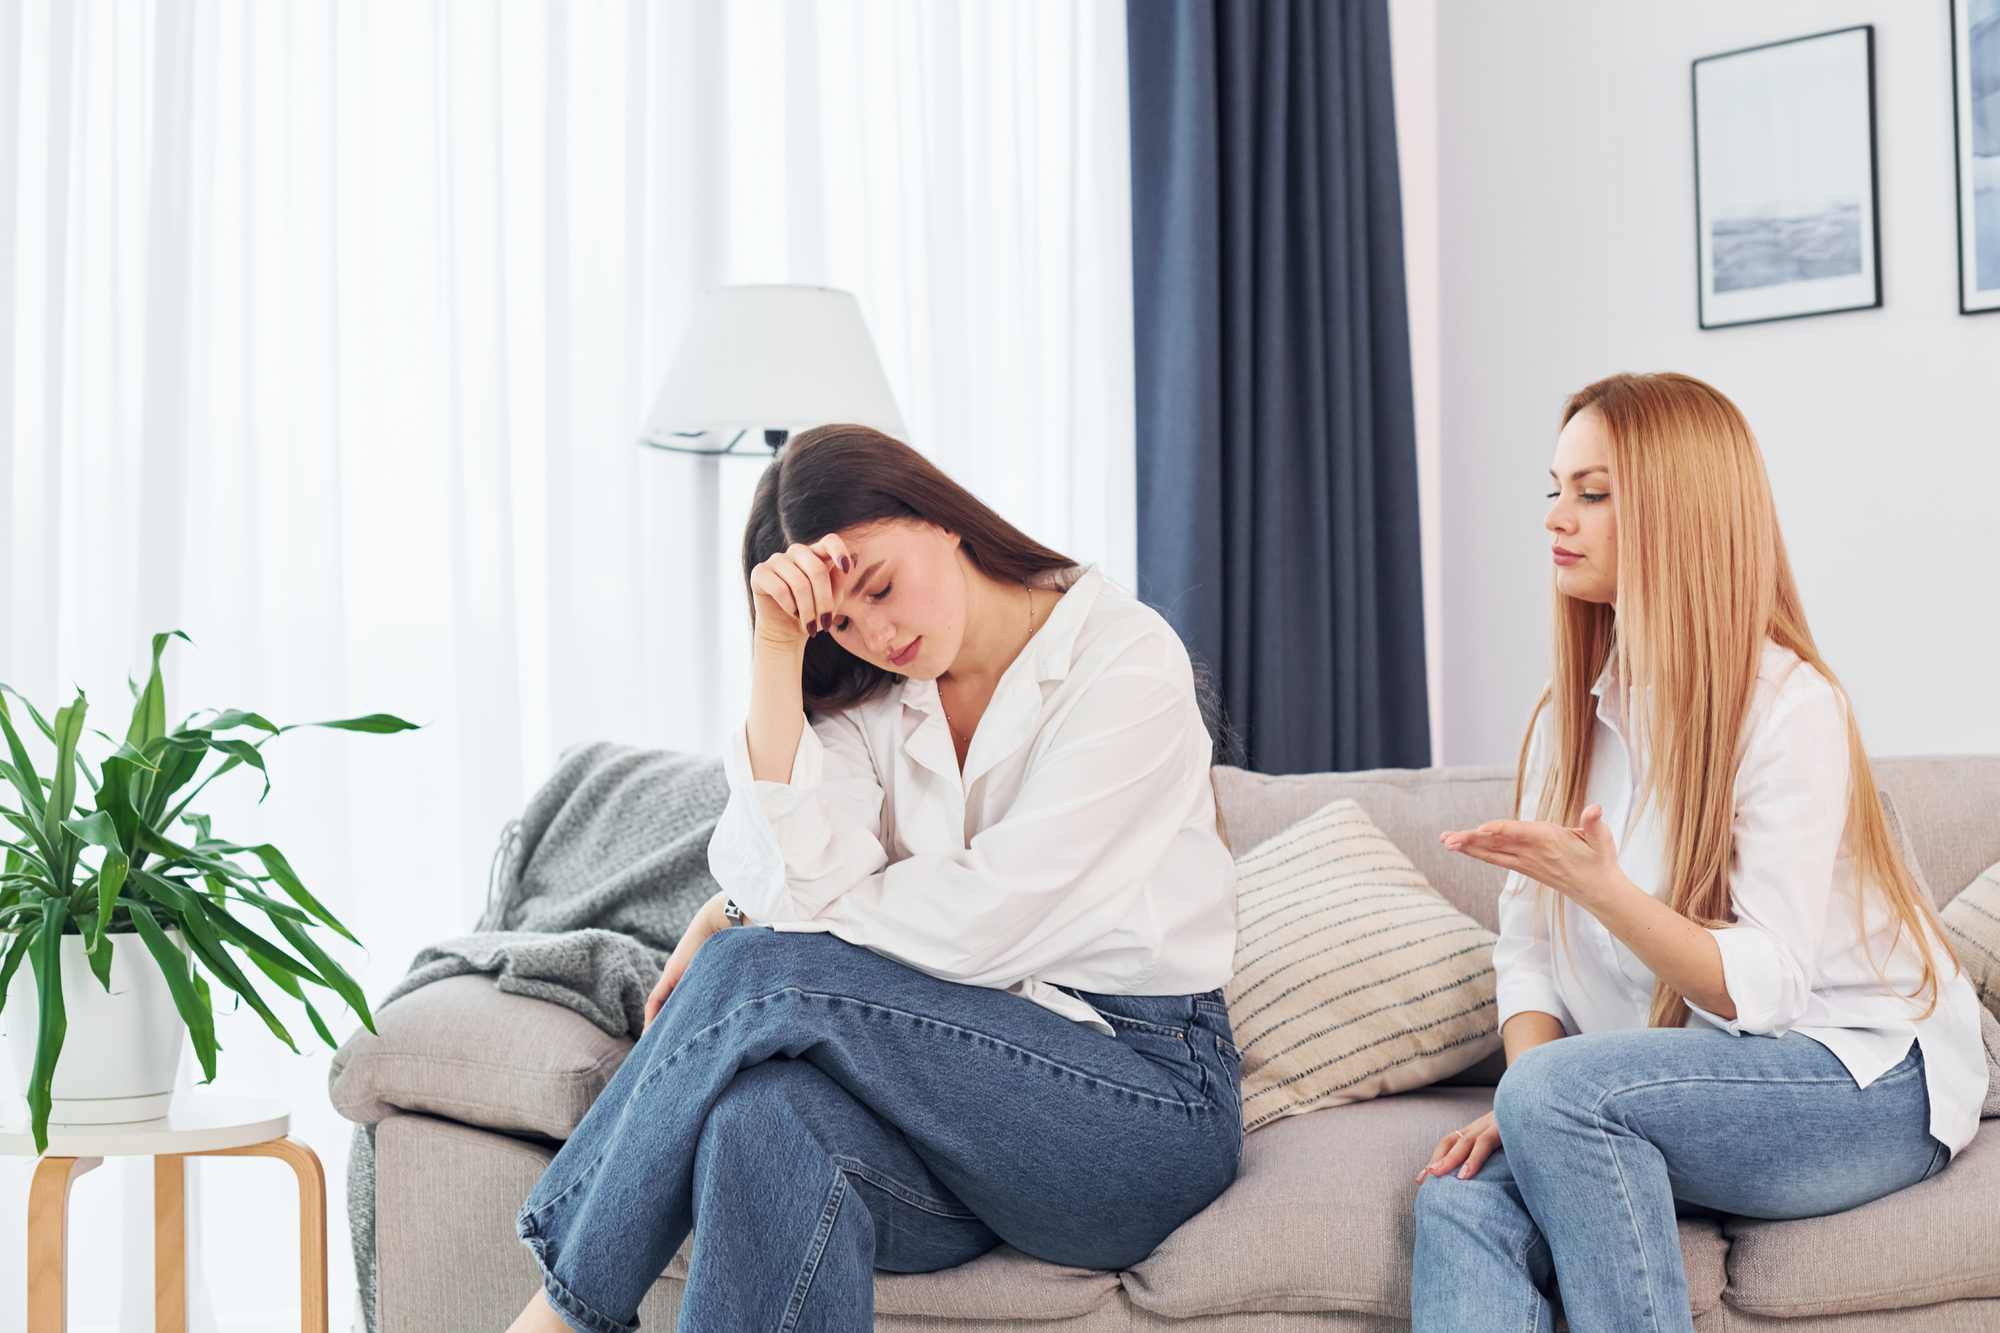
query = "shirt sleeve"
xmin=1492 ymin=708 xmax=1577 ymax=1034
xmin=707 ymin=708 xmax=892 ymax=925
xmin=1683 ymin=669 xmax=1851 ymax=1036
xmin=805 ymin=639 xmax=1222 ymax=992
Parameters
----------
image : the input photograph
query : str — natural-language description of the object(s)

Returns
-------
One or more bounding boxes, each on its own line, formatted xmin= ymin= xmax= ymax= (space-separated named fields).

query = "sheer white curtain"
xmin=0 ymin=1 xmax=1134 ymax=1327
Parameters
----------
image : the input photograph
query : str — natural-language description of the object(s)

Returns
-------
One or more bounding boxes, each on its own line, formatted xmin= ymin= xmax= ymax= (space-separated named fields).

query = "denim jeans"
xmin=1412 ymin=1028 xmax=1949 ymax=1333
xmin=517 ymin=926 xmax=1243 ymax=1333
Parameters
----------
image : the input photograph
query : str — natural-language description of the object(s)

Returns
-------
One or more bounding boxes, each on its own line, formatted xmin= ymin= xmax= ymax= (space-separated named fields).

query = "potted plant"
xmin=0 ymin=631 xmax=415 ymax=1151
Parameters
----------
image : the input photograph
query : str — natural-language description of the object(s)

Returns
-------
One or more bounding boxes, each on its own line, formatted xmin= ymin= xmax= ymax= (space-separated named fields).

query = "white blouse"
xmin=707 ymin=565 xmax=1239 ymax=1035
xmin=1494 ymin=642 xmax=1990 ymax=1154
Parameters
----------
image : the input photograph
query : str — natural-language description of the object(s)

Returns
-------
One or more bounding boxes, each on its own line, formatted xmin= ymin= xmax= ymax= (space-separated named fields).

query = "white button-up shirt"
xmin=708 ymin=565 xmax=1239 ymax=1034
xmin=1494 ymin=642 xmax=1989 ymax=1154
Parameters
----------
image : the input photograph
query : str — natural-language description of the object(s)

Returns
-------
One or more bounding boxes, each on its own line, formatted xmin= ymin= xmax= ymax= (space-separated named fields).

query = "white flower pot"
xmin=4 ymin=931 xmax=188 ymax=1124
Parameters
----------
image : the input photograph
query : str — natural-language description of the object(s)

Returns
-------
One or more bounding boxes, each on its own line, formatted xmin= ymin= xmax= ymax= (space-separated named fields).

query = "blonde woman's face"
xmin=1545 ymin=407 xmax=1618 ymax=605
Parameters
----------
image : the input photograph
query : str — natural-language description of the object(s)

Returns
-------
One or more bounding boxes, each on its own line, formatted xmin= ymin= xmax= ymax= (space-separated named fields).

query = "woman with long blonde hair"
xmin=1410 ymin=373 xmax=1988 ymax=1331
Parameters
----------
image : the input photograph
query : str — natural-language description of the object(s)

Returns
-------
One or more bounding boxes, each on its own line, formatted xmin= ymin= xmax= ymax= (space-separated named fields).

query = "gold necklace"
xmin=940 ymin=584 xmax=1035 ymax=743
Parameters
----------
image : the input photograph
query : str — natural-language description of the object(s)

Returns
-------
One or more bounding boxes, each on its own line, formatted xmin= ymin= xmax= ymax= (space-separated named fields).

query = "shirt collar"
xmin=1016 ymin=564 xmax=1101 ymax=684
xmin=1590 ymin=652 xmax=1618 ymax=699
xmin=896 ymin=564 xmax=1101 ymax=786
xmin=898 ymin=564 xmax=1100 ymax=712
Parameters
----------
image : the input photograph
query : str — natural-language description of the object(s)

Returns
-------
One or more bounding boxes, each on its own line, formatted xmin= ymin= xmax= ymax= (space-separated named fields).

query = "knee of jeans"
xmin=699 ymin=1059 xmax=806 ymax=1163
xmin=1491 ymin=1040 xmax=1582 ymax=1146
xmin=1413 ymin=1173 xmax=1455 ymax=1223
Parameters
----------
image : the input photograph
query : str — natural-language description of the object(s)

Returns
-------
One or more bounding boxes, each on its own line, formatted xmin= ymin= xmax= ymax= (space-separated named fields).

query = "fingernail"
xmin=840 ymin=556 xmax=851 ymax=572
xmin=820 ymin=614 xmax=833 ymax=632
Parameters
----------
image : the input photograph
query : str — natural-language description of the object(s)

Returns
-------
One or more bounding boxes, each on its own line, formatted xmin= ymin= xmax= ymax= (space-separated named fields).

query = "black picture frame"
xmin=1692 ymin=26 xmax=1882 ymax=329
xmin=1954 ymin=0 xmax=2000 ymax=314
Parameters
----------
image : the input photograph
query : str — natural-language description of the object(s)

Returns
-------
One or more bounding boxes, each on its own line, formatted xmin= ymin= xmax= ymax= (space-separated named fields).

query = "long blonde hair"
xmin=1514 ymin=372 xmax=1953 ymax=1027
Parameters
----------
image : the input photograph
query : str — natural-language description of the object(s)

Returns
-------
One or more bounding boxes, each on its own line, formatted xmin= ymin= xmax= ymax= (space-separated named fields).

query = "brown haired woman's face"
xmin=1545 ymin=407 xmax=1619 ymax=605
xmin=826 ymin=519 xmax=969 ymax=681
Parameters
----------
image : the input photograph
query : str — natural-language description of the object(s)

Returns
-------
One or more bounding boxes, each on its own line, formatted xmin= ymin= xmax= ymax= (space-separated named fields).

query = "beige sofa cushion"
xmin=329 ymin=975 xmax=633 ymax=1139
xmin=1226 ymin=800 xmax=1501 ymax=1130
xmin=1211 ymin=756 xmax=2000 ymax=932
xmin=665 ymin=1240 xmax=1123 ymax=1322
xmin=1872 ymin=756 xmax=2000 ymax=906
xmin=1214 ymin=765 xmax=1513 ymax=932
xmin=1723 ymin=1119 xmax=2000 ymax=1317
xmin=1122 ymin=1086 xmax=1728 ymax=1321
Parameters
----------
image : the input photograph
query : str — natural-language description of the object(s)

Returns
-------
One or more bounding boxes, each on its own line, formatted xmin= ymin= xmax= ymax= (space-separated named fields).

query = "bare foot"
xmin=506 ymin=1289 xmax=571 ymax=1333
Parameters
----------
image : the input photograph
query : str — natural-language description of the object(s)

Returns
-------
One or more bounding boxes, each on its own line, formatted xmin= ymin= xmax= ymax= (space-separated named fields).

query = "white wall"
xmin=1437 ymin=0 xmax=2000 ymax=767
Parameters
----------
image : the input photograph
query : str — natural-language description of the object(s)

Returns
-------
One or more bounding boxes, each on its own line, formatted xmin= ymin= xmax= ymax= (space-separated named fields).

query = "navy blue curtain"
xmin=1129 ymin=0 xmax=1429 ymax=775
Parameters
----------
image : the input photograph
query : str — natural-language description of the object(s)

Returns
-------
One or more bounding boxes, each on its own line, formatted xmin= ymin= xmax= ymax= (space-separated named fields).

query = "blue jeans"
xmin=1412 ymin=1029 xmax=1949 ymax=1333
xmin=517 ymin=927 xmax=1243 ymax=1332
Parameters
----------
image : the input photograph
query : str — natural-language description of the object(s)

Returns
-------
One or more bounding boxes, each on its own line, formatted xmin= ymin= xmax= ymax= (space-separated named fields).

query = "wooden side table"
xmin=1 ymin=1094 xmax=325 ymax=1333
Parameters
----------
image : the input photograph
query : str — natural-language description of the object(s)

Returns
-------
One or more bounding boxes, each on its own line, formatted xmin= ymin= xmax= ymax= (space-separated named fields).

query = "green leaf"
xmin=85 ymin=931 xmax=114 ymax=991
xmin=0 ymin=812 xmax=56 ymax=878
xmin=126 ymin=631 xmax=192 ymax=750
xmin=64 ymin=810 xmax=130 ymax=952
xmin=270 ymin=915 xmax=376 ymax=1034
xmin=288 ymin=713 xmax=421 ymax=735
xmin=171 ymin=902 xmax=298 ymax=1053
xmin=46 ymin=691 xmax=87 ymax=828
xmin=142 ymin=740 xmax=208 ymax=823
xmin=0 ymin=693 xmax=47 ymax=821
xmin=124 ymin=903 xmax=218 ymax=1083
xmin=98 ymin=738 xmax=162 ymax=773
xmin=157 ymin=754 xmax=242 ymax=832
xmin=0 ymin=929 xmax=33 ymax=1019
xmin=93 ymin=756 xmax=144 ymax=862
xmin=203 ymin=710 xmax=279 ymax=734
xmin=128 ymin=866 xmax=202 ymax=915
xmin=224 ymin=884 xmax=315 ymax=924
xmin=188 ymin=896 xmax=327 ymax=989
xmin=26 ymin=901 xmax=69 ymax=1153
xmin=134 ymin=826 xmax=252 ymax=882
xmin=247 ymin=844 xmax=357 ymax=943
xmin=206 ymin=738 xmax=270 ymax=801
xmin=298 ymin=993 xmax=337 ymax=1048
xmin=2 ymin=687 xmax=58 ymax=743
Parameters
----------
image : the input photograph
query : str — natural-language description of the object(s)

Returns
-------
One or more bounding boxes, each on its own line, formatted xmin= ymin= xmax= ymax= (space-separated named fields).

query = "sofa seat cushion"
xmin=663 ymin=1233 xmax=1123 ymax=1319
xmin=330 ymin=975 xmax=633 ymax=1139
xmin=1723 ymin=1121 xmax=2000 ymax=1317
xmin=1122 ymin=1085 xmax=1729 ymax=1320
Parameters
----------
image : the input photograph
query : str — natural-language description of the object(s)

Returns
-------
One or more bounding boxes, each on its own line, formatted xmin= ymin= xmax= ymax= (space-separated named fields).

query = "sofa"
xmin=330 ymin=756 xmax=2000 ymax=1331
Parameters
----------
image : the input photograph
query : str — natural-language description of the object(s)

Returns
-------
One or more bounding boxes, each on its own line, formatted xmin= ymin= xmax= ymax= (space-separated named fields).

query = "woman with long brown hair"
xmin=507 ymin=425 xmax=1242 ymax=1332
xmin=1410 ymin=373 xmax=1988 ymax=1331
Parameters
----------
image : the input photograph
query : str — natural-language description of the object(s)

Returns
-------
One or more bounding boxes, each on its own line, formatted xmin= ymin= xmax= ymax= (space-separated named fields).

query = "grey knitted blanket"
xmin=347 ymin=743 xmax=727 ymax=1331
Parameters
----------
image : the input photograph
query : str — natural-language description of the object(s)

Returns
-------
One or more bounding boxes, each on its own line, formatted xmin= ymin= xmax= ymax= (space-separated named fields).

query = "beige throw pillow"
xmin=1941 ymin=858 xmax=2000 ymax=1021
xmin=1225 ymin=798 xmax=1502 ymax=1132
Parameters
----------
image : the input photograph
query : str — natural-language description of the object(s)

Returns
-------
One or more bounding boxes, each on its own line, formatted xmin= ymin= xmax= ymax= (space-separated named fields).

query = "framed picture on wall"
xmin=1692 ymin=26 xmax=1881 ymax=329
xmin=1955 ymin=0 xmax=2000 ymax=313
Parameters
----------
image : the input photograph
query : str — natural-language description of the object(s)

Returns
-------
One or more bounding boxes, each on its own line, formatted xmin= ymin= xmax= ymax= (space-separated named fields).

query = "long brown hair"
xmin=743 ymin=424 xmax=1076 ymax=713
xmin=1515 ymin=372 xmax=1953 ymax=1026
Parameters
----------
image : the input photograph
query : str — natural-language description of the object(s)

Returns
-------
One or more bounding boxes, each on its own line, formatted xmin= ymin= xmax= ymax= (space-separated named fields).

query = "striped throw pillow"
xmin=1941 ymin=858 xmax=2000 ymax=1020
xmin=1226 ymin=798 xmax=1502 ymax=1133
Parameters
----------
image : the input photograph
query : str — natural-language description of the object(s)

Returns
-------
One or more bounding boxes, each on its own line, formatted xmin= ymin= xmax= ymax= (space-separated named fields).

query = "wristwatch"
xmin=723 ymin=898 xmax=746 ymax=926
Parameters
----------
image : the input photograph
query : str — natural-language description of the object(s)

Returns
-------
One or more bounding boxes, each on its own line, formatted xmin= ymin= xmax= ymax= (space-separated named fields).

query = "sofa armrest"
xmin=329 ymin=975 xmax=633 ymax=1140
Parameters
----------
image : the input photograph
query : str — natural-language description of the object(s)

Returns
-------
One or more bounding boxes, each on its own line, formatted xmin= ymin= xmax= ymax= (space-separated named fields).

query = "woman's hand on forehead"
xmin=750 ymin=530 xmax=857 ymax=643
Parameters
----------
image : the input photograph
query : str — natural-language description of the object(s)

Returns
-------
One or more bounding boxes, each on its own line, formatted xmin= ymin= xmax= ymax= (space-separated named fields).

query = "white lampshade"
xmin=640 ymin=285 xmax=907 ymax=448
